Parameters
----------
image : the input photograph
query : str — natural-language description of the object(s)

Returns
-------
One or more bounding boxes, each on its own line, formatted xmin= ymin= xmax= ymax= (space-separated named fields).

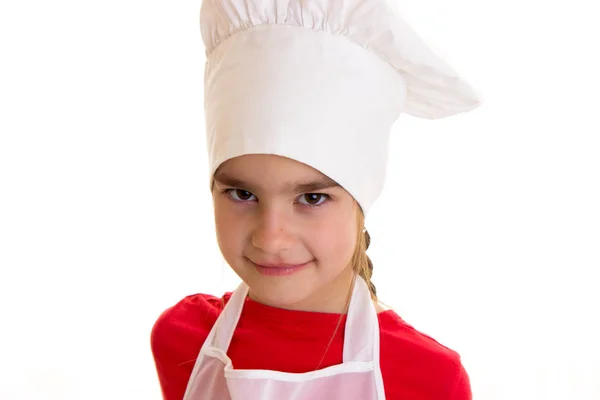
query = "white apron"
xmin=182 ymin=276 xmax=386 ymax=400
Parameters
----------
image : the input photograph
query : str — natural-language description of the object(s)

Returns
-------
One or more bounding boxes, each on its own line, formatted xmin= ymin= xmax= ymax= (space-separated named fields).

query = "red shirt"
xmin=151 ymin=292 xmax=471 ymax=399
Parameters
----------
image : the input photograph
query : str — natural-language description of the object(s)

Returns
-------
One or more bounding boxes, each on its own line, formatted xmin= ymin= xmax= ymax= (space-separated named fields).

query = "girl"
xmin=151 ymin=0 xmax=481 ymax=399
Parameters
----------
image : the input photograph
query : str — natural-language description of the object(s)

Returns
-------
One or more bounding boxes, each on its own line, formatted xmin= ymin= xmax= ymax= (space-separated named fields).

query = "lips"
xmin=248 ymin=258 xmax=312 ymax=276
xmin=255 ymin=262 xmax=307 ymax=268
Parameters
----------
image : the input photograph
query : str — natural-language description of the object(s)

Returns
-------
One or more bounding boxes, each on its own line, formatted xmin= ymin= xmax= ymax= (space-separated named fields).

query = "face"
xmin=212 ymin=154 xmax=359 ymax=312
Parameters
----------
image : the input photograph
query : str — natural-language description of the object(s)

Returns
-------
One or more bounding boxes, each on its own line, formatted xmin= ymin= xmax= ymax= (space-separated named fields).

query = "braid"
xmin=363 ymin=229 xmax=377 ymax=297
xmin=352 ymin=208 xmax=377 ymax=300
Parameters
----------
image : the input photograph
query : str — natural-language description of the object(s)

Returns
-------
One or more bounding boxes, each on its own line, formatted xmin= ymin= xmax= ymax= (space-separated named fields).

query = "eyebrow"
xmin=213 ymin=171 xmax=341 ymax=194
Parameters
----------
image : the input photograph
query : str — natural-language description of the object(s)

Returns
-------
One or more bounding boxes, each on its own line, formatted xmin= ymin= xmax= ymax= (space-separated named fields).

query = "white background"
xmin=1 ymin=0 xmax=599 ymax=399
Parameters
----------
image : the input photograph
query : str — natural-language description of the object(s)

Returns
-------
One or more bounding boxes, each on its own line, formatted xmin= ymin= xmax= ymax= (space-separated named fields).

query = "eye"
xmin=225 ymin=189 xmax=256 ymax=202
xmin=298 ymin=193 xmax=330 ymax=207
xmin=223 ymin=189 xmax=330 ymax=207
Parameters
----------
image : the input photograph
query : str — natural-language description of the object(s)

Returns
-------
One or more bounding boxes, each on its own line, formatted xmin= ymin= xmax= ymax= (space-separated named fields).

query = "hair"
xmin=351 ymin=205 xmax=378 ymax=301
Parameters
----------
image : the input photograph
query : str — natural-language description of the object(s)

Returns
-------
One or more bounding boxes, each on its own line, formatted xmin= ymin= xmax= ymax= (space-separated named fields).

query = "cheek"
xmin=213 ymin=200 xmax=245 ymax=257
xmin=310 ymin=214 xmax=356 ymax=262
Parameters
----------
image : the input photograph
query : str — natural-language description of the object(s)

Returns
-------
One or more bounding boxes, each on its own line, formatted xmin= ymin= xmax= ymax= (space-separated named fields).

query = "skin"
xmin=211 ymin=154 xmax=361 ymax=313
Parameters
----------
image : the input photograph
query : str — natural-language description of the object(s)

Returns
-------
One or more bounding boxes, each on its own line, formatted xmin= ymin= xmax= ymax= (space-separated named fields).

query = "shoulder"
xmin=378 ymin=311 xmax=471 ymax=400
xmin=151 ymin=292 xmax=232 ymax=352
xmin=153 ymin=292 xmax=229 ymax=327
xmin=150 ymin=292 xmax=232 ymax=400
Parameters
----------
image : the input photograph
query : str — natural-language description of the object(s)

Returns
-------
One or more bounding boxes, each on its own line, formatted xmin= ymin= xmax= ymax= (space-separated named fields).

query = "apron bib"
xmin=182 ymin=276 xmax=386 ymax=400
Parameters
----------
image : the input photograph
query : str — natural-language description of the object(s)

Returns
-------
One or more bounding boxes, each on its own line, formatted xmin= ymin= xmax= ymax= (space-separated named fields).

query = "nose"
xmin=251 ymin=207 xmax=295 ymax=254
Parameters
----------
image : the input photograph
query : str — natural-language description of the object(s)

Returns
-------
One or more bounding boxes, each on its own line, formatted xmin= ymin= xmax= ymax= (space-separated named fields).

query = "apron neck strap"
xmin=343 ymin=276 xmax=380 ymax=362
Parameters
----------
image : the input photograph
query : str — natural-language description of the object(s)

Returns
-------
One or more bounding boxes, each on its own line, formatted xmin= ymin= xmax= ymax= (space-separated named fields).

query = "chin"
xmin=235 ymin=260 xmax=320 ymax=310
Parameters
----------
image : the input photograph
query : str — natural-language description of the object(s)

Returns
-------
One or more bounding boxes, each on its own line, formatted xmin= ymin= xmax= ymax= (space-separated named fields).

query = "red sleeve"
xmin=450 ymin=362 xmax=472 ymax=400
xmin=151 ymin=306 xmax=191 ymax=400
xmin=150 ymin=294 xmax=225 ymax=400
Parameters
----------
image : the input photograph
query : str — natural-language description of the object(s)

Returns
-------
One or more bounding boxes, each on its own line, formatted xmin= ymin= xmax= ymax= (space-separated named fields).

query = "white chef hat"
xmin=200 ymin=0 xmax=482 ymax=217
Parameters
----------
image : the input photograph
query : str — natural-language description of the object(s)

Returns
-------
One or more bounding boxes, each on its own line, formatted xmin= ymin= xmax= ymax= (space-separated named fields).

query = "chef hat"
xmin=200 ymin=0 xmax=481 ymax=216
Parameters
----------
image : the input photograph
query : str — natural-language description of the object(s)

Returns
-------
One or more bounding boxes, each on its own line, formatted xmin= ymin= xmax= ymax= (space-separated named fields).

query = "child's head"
xmin=211 ymin=154 xmax=376 ymax=311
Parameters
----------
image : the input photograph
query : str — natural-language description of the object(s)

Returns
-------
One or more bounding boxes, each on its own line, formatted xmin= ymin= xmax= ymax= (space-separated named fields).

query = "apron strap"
xmin=343 ymin=276 xmax=380 ymax=362
xmin=207 ymin=281 xmax=250 ymax=351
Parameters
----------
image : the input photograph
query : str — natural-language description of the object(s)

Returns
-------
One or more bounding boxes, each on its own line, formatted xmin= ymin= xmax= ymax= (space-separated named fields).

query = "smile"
xmin=248 ymin=259 xmax=312 ymax=276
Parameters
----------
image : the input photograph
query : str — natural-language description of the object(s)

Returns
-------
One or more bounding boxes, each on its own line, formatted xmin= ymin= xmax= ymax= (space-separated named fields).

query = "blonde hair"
xmin=351 ymin=205 xmax=378 ymax=301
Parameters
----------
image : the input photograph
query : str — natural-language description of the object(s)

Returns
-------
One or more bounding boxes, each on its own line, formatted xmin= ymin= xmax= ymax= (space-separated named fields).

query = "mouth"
xmin=247 ymin=259 xmax=312 ymax=277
